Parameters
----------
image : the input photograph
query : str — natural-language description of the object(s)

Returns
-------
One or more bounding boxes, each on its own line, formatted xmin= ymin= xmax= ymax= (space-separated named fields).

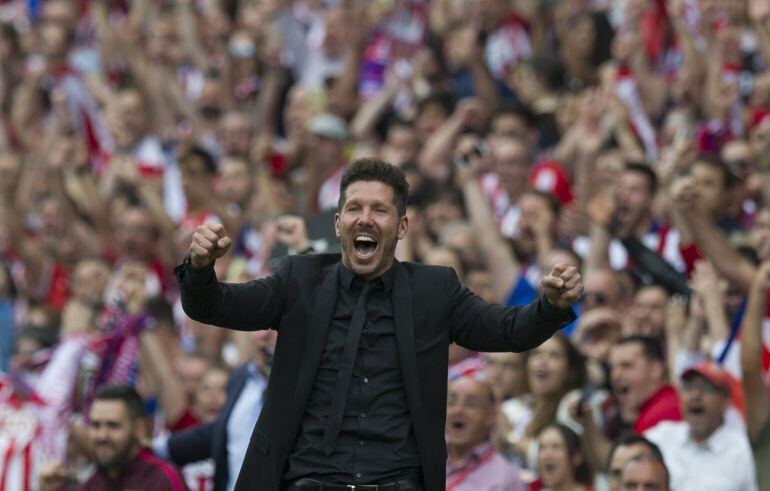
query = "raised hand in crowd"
xmin=274 ymin=215 xmax=312 ymax=253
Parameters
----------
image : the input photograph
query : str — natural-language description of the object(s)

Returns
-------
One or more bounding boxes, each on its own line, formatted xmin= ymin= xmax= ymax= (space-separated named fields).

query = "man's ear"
xmin=398 ymin=214 xmax=409 ymax=240
xmin=334 ymin=213 xmax=341 ymax=237
xmin=718 ymin=392 xmax=731 ymax=413
xmin=571 ymin=452 xmax=584 ymax=470
xmin=651 ymin=359 xmax=665 ymax=383
xmin=134 ymin=418 xmax=151 ymax=447
xmin=484 ymin=407 xmax=498 ymax=429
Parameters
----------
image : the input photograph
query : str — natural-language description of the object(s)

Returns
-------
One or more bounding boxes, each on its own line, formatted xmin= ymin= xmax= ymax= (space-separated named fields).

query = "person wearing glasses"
xmin=645 ymin=362 xmax=757 ymax=491
xmin=445 ymin=377 xmax=527 ymax=491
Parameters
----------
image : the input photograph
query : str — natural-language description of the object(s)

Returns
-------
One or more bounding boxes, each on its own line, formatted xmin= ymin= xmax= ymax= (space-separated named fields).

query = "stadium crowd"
xmin=0 ymin=0 xmax=769 ymax=489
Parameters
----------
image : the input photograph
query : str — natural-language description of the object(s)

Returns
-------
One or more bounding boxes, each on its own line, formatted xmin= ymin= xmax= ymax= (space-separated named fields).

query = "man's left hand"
xmin=541 ymin=263 xmax=582 ymax=310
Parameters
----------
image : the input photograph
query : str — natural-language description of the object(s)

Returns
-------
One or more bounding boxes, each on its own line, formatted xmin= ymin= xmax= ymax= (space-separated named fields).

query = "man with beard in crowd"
xmin=40 ymin=384 xmax=187 ymax=491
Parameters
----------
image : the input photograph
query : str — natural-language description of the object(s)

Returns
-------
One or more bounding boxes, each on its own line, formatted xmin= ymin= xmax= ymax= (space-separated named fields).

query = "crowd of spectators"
xmin=0 ymin=0 xmax=769 ymax=489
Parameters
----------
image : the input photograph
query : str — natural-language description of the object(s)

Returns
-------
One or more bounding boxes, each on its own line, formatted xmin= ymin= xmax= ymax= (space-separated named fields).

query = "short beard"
xmin=95 ymin=440 xmax=139 ymax=473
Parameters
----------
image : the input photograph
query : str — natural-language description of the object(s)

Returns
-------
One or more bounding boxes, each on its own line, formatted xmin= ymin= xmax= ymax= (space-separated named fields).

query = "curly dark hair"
xmin=338 ymin=158 xmax=409 ymax=217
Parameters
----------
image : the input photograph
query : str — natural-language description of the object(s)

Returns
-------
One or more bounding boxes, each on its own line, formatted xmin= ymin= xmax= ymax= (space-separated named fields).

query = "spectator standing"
xmin=645 ymin=363 xmax=757 ymax=491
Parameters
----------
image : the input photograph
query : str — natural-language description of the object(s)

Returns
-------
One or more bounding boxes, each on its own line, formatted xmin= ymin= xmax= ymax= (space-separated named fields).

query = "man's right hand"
xmin=38 ymin=461 xmax=71 ymax=491
xmin=189 ymin=223 xmax=232 ymax=269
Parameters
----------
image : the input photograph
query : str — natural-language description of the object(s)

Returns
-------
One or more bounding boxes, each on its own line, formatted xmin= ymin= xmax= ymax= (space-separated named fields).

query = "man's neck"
xmin=625 ymin=382 xmax=666 ymax=422
xmin=103 ymin=447 xmax=140 ymax=480
xmin=632 ymin=215 xmax=654 ymax=238
xmin=690 ymin=420 xmax=723 ymax=444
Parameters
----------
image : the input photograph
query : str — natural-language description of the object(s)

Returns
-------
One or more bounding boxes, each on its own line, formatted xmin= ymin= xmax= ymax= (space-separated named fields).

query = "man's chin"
xmin=94 ymin=454 xmax=117 ymax=469
xmin=350 ymin=261 xmax=378 ymax=278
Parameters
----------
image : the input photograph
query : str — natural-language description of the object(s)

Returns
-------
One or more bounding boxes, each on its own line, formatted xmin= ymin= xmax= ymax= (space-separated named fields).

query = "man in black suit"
xmin=176 ymin=158 xmax=582 ymax=491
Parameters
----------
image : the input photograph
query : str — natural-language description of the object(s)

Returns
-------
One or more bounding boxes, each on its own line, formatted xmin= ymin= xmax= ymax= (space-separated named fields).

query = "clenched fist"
xmin=189 ymin=223 xmax=232 ymax=269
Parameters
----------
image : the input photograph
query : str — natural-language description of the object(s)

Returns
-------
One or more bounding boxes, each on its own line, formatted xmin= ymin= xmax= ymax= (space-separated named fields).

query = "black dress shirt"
xmin=285 ymin=263 xmax=421 ymax=484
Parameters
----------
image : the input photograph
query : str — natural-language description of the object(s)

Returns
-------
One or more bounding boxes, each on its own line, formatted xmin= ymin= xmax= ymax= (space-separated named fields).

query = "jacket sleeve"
xmin=167 ymin=421 xmax=216 ymax=465
xmin=447 ymin=267 xmax=575 ymax=352
xmin=174 ymin=256 xmax=292 ymax=331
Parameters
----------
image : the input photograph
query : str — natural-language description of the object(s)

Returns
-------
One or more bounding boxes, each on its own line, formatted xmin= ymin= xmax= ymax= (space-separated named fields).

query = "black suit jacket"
xmin=176 ymin=254 xmax=574 ymax=491
xmin=166 ymin=364 xmax=252 ymax=491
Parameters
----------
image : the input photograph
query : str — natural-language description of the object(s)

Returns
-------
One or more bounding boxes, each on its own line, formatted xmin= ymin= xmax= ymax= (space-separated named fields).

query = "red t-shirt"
xmin=633 ymin=384 xmax=682 ymax=433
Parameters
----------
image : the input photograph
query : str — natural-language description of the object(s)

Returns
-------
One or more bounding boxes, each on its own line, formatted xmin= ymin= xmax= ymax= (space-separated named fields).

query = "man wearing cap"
xmin=304 ymin=112 xmax=349 ymax=216
xmin=644 ymin=362 xmax=758 ymax=491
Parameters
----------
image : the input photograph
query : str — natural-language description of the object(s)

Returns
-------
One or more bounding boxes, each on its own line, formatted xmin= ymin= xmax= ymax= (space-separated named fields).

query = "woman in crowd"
xmin=498 ymin=332 xmax=587 ymax=468
xmin=531 ymin=423 xmax=594 ymax=491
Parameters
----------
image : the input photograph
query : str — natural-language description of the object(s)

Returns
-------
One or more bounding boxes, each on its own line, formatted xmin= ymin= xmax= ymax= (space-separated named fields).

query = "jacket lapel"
xmin=392 ymin=262 xmax=423 ymax=418
xmin=292 ymin=263 xmax=340 ymax=415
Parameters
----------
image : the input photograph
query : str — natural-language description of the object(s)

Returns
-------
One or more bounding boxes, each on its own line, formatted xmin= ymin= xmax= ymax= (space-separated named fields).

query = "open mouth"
xmin=614 ymin=383 xmax=630 ymax=400
xmin=541 ymin=462 xmax=557 ymax=474
xmin=448 ymin=419 xmax=467 ymax=433
xmin=687 ymin=404 xmax=705 ymax=417
xmin=353 ymin=234 xmax=378 ymax=259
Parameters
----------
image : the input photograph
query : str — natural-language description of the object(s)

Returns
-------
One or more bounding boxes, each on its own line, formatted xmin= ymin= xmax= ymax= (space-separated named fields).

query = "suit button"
xmin=359 ymin=440 xmax=364 ymax=446
xmin=360 ymin=412 xmax=366 ymax=418
xmin=363 ymin=378 xmax=368 ymax=383
xmin=356 ymin=473 xmax=362 ymax=478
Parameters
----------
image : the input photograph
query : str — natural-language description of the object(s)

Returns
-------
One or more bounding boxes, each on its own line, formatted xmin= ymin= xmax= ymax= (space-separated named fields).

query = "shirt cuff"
xmin=174 ymin=251 xmax=216 ymax=289
xmin=537 ymin=295 xmax=577 ymax=325
xmin=151 ymin=435 xmax=171 ymax=460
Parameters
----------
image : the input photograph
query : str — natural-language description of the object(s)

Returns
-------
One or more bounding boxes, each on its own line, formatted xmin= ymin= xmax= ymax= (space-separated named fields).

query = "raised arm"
xmin=467 ymin=20 xmax=502 ymax=112
xmin=749 ymin=0 xmax=770 ymax=66
xmin=326 ymin=0 xmax=371 ymax=119
xmin=687 ymin=260 xmax=729 ymax=352
xmin=449 ymin=264 xmax=580 ymax=352
xmin=673 ymin=191 xmax=755 ymax=292
xmin=350 ymin=83 xmax=398 ymax=142
xmin=456 ymin=147 xmax=521 ymax=303
xmin=740 ymin=261 xmax=770 ymax=442
xmin=176 ymin=223 xmax=286 ymax=330
xmin=418 ymin=98 xmax=484 ymax=182
xmin=140 ymin=330 xmax=189 ymax=429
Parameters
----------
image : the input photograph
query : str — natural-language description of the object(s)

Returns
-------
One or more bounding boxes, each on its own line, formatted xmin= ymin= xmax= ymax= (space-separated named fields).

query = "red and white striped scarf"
xmin=51 ymin=65 xmax=113 ymax=174
xmin=0 ymin=335 xmax=88 ymax=491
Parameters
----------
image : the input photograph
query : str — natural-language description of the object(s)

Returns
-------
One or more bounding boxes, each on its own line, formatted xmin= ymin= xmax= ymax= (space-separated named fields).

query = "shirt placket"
xmin=352 ymin=290 xmax=374 ymax=483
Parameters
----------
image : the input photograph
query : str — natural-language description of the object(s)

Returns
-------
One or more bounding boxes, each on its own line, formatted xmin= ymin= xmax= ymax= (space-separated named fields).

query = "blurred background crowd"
xmin=1 ymin=0 xmax=770 ymax=489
